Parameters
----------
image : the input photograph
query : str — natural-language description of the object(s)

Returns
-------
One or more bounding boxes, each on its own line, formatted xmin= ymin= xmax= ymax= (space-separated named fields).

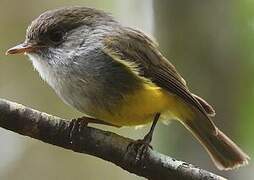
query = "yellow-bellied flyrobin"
xmin=6 ymin=6 xmax=249 ymax=170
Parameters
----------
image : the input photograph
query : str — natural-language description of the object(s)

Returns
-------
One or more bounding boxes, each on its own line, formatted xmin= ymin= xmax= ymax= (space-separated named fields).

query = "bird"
xmin=6 ymin=6 xmax=249 ymax=170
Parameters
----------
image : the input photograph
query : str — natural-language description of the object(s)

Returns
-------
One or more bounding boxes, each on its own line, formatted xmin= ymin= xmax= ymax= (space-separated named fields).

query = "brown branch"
xmin=0 ymin=98 xmax=226 ymax=180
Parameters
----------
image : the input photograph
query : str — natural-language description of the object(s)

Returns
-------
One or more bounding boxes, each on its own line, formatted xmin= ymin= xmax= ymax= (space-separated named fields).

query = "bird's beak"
xmin=6 ymin=42 xmax=40 ymax=55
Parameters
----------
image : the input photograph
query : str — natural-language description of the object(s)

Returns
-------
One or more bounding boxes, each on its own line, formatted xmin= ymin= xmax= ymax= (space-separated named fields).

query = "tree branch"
xmin=0 ymin=98 xmax=226 ymax=180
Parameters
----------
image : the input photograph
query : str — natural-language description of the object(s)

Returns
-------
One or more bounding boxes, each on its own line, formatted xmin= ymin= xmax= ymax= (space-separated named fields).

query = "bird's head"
xmin=6 ymin=6 xmax=116 ymax=64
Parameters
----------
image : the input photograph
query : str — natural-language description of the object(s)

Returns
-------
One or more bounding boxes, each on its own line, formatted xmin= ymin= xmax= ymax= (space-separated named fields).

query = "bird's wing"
xmin=102 ymin=27 xmax=210 ymax=118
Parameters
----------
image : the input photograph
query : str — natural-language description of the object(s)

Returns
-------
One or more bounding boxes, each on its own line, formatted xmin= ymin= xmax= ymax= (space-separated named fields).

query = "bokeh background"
xmin=0 ymin=0 xmax=253 ymax=179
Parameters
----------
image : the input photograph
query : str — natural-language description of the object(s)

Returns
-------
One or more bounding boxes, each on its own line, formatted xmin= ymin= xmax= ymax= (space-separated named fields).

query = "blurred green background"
xmin=0 ymin=0 xmax=253 ymax=179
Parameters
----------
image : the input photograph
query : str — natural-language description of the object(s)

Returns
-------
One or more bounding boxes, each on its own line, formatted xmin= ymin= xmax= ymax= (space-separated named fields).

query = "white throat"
xmin=27 ymin=53 xmax=58 ymax=88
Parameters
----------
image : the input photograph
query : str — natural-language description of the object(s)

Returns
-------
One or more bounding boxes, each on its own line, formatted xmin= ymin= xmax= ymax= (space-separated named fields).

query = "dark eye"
xmin=48 ymin=31 xmax=64 ymax=44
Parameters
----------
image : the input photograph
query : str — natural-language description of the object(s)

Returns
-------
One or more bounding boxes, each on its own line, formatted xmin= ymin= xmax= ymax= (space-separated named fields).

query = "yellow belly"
xmin=97 ymin=82 xmax=190 ymax=126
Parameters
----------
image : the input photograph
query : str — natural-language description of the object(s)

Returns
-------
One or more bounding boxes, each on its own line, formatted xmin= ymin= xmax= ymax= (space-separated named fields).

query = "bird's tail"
xmin=177 ymin=101 xmax=250 ymax=170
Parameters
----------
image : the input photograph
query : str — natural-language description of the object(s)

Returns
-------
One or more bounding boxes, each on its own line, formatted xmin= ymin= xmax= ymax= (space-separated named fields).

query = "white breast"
xmin=26 ymin=53 xmax=96 ymax=117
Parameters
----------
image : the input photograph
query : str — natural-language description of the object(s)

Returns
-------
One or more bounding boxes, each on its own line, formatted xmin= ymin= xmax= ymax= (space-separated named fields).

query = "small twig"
xmin=0 ymin=98 xmax=226 ymax=180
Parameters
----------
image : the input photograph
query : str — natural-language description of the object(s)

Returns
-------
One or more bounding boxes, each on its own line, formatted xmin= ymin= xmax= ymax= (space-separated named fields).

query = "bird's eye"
xmin=48 ymin=31 xmax=64 ymax=44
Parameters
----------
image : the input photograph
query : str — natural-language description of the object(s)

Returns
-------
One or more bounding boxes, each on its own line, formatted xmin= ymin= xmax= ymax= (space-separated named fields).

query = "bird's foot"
xmin=127 ymin=136 xmax=153 ymax=164
xmin=68 ymin=117 xmax=120 ymax=145
xmin=69 ymin=117 xmax=89 ymax=143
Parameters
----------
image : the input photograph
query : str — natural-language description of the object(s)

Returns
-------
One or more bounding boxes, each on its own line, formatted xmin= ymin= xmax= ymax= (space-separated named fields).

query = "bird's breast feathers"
xmin=27 ymin=48 xmax=192 ymax=126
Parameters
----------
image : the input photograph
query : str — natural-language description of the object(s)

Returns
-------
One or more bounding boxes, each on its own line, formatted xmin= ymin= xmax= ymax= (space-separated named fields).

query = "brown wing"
xmin=103 ymin=27 xmax=209 ymax=118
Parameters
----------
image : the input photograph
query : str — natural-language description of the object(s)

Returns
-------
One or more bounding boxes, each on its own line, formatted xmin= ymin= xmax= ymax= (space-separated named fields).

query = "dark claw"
xmin=127 ymin=139 xmax=153 ymax=163
xmin=77 ymin=118 xmax=89 ymax=132
xmin=69 ymin=118 xmax=89 ymax=143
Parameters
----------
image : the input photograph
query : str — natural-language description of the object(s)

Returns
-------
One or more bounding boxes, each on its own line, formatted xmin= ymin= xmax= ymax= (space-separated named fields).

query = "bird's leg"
xmin=127 ymin=113 xmax=160 ymax=163
xmin=69 ymin=116 xmax=120 ymax=143
xmin=142 ymin=113 xmax=160 ymax=144
xmin=74 ymin=116 xmax=121 ymax=128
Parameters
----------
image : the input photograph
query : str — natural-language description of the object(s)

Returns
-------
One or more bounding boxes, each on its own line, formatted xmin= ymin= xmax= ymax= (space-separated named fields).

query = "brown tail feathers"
xmin=192 ymin=93 xmax=216 ymax=117
xmin=180 ymin=103 xmax=249 ymax=170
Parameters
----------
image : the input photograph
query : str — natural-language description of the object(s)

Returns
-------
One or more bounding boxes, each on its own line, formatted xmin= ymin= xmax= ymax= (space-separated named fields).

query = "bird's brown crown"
xmin=26 ymin=6 xmax=114 ymax=44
